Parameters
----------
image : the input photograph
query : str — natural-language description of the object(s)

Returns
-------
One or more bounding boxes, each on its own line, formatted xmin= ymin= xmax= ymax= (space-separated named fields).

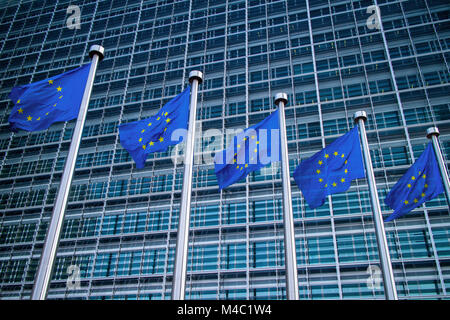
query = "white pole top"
xmin=189 ymin=70 xmax=203 ymax=84
xmin=89 ymin=45 xmax=105 ymax=61
xmin=274 ymin=93 xmax=288 ymax=105
xmin=426 ymin=127 xmax=440 ymax=139
xmin=354 ymin=110 xmax=367 ymax=123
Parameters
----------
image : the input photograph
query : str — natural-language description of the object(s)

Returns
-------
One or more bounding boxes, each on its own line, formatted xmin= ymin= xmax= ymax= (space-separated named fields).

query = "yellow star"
xmin=148 ymin=122 xmax=152 ymax=126
xmin=344 ymin=160 xmax=348 ymax=164
xmin=316 ymin=169 xmax=321 ymax=174
xmin=48 ymin=80 xmax=53 ymax=84
xmin=149 ymin=141 xmax=154 ymax=146
xmin=157 ymin=117 xmax=160 ymax=120
xmin=407 ymin=184 xmax=411 ymax=188
xmin=341 ymin=154 xmax=345 ymax=158
xmin=59 ymin=95 xmax=63 ymax=99
xmin=340 ymin=178 xmax=345 ymax=183
xmin=332 ymin=182 xmax=337 ymax=187
xmin=414 ymin=198 xmax=418 ymax=203
xmin=333 ymin=151 xmax=338 ymax=156
xmin=411 ymin=176 xmax=415 ymax=180
xmin=57 ymin=86 xmax=62 ymax=91
xmin=139 ymin=138 xmax=142 ymax=142
xmin=425 ymin=184 xmax=428 ymax=188
xmin=27 ymin=115 xmax=32 ymax=121
xmin=237 ymin=144 xmax=241 ymax=148
xmin=325 ymin=154 xmax=329 ymax=159
xmin=421 ymin=193 xmax=425 ymax=197
xmin=245 ymin=164 xmax=248 ymax=168
xmin=318 ymin=160 xmax=323 ymax=165
xmin=404 ymin=200 xmax=409 ymax=205
xmin=240 ymin=167 xmax=243 ymax=171
xmin=422 ymin=174 xmax=426 ymax=179
xmin=243 ymin=137 xmax=247 ymax=141
xmin=18 ymin=108 xmax=23 ymax=114
xmin=141 ymin=129 xmax=145 ymax=133
xmin=251 ymin=135 xmax=255 ymax=139
xmin=319 ymin=178 xmax=323 ymax=182
xmin=164 ymin=127 xmax=167 ymax=132
xmin=233 ymin=159 xmax=237 ymax=163
xmin=256 ymin=141 xmax=259 ymax=144
xmin=36 ymin=117 xmax=40 ymax=121
xmin=164 ymin=112 xmax=168 ymax=116
xmin=17 ymin=99 xmax=21 ymax=104
xmin=53 ymin=104 xmax=57 ymax=107
xmin=166 ymin=118 xmax=171 ymax=123
xmin=324 ymin=184 xmax=328 ymax=188
xmin=236 ymin=165 xmax=239 ymax=169
xmin=142 ymin=145 xmax=146 ymax=150
xmin=254 ymin=148 xmax=257 ymax=153
xmin=45 ymin=112 xmax=49 ymax=115
xmin=159 ymin=137 xmax=164 ymax=142
xmin=344 ymin=169 xmax=348 ymax=174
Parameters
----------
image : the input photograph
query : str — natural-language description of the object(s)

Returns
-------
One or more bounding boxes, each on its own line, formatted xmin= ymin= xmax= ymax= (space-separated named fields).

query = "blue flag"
xmin=214 ymin=109 xmax=280 ymax=190
xmin=293 ymin=126 xmax=365 ymax=209
xmin=119 ymin=86 xmax=191 ymax=169
xmin=8 ymin=63 xmax=91 ymax=132
xmin=384 ymin=142 xmax=444 ymax=222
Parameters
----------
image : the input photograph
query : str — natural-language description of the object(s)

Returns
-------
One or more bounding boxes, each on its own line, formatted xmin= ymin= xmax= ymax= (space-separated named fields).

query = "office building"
xmin=0 ymin=0 xmax=449 ymax=299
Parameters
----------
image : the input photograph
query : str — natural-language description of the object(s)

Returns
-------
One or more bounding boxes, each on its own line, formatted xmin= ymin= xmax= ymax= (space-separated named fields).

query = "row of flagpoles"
xmin=8 ymin=46 xmax=449 ymax=300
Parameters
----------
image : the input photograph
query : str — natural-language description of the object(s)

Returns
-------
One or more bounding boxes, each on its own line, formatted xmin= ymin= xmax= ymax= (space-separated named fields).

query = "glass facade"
xmin=0 ymin=0 xmax=449 ymax=300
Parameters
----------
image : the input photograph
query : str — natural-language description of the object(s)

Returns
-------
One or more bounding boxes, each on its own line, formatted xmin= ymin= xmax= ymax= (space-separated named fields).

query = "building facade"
xmin=0 ymin=0 xmax=449 ymax=299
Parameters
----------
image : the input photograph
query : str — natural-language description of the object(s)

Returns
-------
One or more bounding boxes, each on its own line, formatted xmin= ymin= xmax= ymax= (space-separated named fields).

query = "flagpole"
xmin=426 ymin=127 xmax=450 ymax=206
xmin=31 ymin=45 xmax=104 ymax=300
xmin=172 ymin=70 xmax=203 ymax=300
xmin=275 ymin=93 xmax=299 ymax=300
xmin=354 ymin=111 xmax=398 ymax=300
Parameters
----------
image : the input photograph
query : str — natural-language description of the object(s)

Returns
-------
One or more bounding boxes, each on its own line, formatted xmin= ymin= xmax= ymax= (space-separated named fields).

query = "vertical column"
xmin=354 ymin=111 xmax=398 ymax=300
xmin=426 ymin=127 xmax=450 ymax=206
xmin=172 ymin=70 xmax=203 ymax=300
xmin=31 ymin=45 xmax=105 ymax=300
xmin=275 ymin=93 xmax=299 ymax=300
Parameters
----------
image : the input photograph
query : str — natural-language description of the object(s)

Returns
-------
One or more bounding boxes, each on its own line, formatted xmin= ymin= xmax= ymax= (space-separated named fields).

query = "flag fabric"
xmin=293 ymin=126 xmax=365 ymax=209
xmin=384 ymin=142 xmax=444 ymax=222
xmin=214 ymin=109 xmax=280 ymax=190
xmin=8 ymin=63 xmax=91 ymax=132
xmin=119 ymin=86 xmax=191 ymax=169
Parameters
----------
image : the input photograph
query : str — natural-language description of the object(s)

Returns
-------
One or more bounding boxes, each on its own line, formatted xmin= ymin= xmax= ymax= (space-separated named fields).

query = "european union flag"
xmin=214 ymin=109 xmax=280 ymax=190
xmin=385 ymin=142 xmax=444 ymax=222
xmin=293 ymin=126 xmax=365 ymax=209
xmin=119 ymin=86 xmax=191 ymax=169
xmin=8 ymin=63 xmax=91 ymax=132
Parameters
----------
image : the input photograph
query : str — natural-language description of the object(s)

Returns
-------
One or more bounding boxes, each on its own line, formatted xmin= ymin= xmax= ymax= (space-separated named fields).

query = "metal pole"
xmin=172 ymin=70 xmax=203 ymax=300
xmin=275 ymin=93 xmax=299 ymax=300
xmin=354 ymin=111 xmax=398 ymax=300
xmin=31 ymin=45 xmax=104 ymax=300
xmin=427 ymin=127 xmax=450 ymax=206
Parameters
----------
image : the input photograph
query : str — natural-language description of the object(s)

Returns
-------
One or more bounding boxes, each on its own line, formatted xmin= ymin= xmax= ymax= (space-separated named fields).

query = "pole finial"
xmin=354 ymin=111 xmax=367 ymax=123
xmin=274 ymin=93 xmax=288 ymax=106
xmin=89 ymin=45 xmax=105 ymax=61
xmin=426 ymin=127 xmax=440 ymax=139
xmin=189 ymin=70 xmax=203 ymax=84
